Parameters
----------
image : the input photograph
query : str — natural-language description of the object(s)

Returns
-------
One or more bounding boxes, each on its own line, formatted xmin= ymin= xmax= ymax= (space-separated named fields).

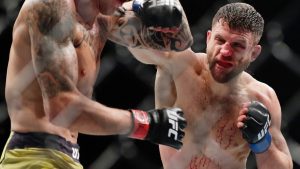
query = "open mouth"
xmin=216 ymin=60 xmax=233 ymax=69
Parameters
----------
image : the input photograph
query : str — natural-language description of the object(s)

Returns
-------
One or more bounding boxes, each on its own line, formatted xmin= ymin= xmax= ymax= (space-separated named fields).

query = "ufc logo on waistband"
xmin=72 ymin=147 xmax=80 ymax=160
xmin=167 ymin=110 xmax=179 ymax=140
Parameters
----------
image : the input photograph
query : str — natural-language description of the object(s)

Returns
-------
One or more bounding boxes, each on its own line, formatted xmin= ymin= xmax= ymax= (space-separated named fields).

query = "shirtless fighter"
xmin=129 ymin=2 xmax=293 ymax=169
xmin=0 ymin=0 xmax=193 ymax=168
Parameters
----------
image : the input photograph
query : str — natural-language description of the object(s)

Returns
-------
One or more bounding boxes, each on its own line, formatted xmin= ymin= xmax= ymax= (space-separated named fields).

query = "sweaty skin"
xmin=5 ymin=0 xmax=192 ymax=144
xmin=129 ymin=20 xmax=292 ymax=169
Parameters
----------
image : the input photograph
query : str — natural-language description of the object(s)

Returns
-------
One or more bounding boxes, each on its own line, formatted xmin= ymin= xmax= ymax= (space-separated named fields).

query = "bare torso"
xmin=5 ymin=0 xmax=111 ymax=143
xmin=156 ymin=51 xmax=265 ymax=169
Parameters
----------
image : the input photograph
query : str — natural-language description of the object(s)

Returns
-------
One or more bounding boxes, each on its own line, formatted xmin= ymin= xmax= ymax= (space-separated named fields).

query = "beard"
xmin=208 ymin=56 xmax=250 ymax=83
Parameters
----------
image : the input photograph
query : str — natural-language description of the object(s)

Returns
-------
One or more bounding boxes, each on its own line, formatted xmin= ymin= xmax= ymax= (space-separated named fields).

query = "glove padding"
xmin=129 ymin=108 xmax=187 ymax=149
xmin=132 ymin=0 xmax=183 ymax=28
xmin=241 ymin=101 xmax=272 ymax=153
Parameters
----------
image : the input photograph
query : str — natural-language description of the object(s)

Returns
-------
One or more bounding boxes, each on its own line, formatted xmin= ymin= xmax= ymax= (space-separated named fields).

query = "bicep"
xmin=155 ymin=68 xmax=177 ymax=108
xmin=128 ymin=47 xmax=171 ymax=65
xmin=261 ymin=87 xmax=290 ymax=155
xmin=107 ymin=9 xmax=147 ymax=48
xmin=30 ymin=39 xmax=78 ymax=98
xmin=265 ymin=87 xmax=282 ymax=130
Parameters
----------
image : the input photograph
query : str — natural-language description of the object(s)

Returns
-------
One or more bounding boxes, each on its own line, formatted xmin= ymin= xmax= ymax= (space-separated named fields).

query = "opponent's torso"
xmin=5 ymin=0 xmax=109 ymax=142
xmin=158 ymin=53 xmax=255 ymax=169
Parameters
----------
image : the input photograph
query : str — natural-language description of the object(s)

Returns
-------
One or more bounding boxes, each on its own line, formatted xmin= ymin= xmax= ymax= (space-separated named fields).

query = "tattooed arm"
xmin=26 ymin=0 xmax=132 ymax=135
xmin=107 ymin=1 xmax=193 ymax=51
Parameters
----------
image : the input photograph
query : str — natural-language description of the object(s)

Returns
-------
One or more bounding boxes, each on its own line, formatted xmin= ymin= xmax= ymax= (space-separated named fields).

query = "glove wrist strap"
xmin=128 ymin=109 xmax=150 ymax=140
xmin=132 ymin=0 xmax=143 ymax=14
xmin=249 ymin=131 xmax=272 ymax=154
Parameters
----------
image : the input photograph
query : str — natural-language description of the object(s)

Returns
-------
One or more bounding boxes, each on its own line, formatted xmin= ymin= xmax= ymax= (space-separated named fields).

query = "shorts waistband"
xmin=7 ymin=131 xmax=80 ymax=162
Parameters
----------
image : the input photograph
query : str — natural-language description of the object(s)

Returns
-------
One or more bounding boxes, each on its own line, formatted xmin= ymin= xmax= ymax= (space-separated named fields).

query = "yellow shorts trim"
xmin=0 ymin=147 xmax=83 ymax=169
xmin=0 ymin=131 xmax=83 ymax=169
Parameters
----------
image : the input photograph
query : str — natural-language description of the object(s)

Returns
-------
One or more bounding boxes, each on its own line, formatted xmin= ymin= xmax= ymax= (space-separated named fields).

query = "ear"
xmin=206 ymin=30 xmax=212 ymax=44
xmin=250 ymin=45 xmax=261 ymax=62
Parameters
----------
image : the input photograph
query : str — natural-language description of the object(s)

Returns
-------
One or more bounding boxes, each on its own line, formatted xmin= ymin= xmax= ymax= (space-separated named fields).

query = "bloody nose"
xmin=220 ymin=42 xmax=233 ymax=57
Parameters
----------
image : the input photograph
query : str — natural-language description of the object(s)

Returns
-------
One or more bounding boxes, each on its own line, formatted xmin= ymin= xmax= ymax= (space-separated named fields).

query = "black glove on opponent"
xmin=128 ymin=108 xmax=187 ymax=149
xmin=132 ymin=0 xmax=183 ymax=28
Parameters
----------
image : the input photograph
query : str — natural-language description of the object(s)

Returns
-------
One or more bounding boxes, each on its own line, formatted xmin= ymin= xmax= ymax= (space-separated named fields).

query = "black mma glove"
xmin=132 ymin=0 xmax=183 ymax=28
xmin=128 ymin=108 xmax=187 ymax=149
xmin=241 ymin=101 xmax=272 ymax=153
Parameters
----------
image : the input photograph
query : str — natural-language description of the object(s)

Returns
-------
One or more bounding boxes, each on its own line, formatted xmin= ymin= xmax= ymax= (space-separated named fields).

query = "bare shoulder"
xmin=22 ymin=0 xmax=75 ymax=40
xmin=243 ymin=72 xmax=281 ymax=123
xmin=243 ymin=73 xmax=277 ymax=102
xmin=169 ymin=49 xmax=204 ymax=62
xmin=194 ymin=52 xmax=207 ymax=62
xmin=161 ymin=50 xmax=206 ymax=77
xmin=22 ymin=0 xmax=72 ymax=18
xmin=179 ymin=51 xmax=206 ymax=67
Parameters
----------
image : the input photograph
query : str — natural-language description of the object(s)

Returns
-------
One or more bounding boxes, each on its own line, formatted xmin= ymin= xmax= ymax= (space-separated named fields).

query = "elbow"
xmin=280 ymin=159 xmax=293 ymax=169
xmin=287 ymin=157 xmax=293 ymax=169
xmin=45 ymin=92 xmax=82 ymax=126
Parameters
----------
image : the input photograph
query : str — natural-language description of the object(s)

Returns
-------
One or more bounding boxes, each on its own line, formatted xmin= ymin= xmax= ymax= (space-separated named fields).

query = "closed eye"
xmin=215 ymin=36 xmax=225 ymax=45
xmin=231 ymin=42 xmax=245 ymax=50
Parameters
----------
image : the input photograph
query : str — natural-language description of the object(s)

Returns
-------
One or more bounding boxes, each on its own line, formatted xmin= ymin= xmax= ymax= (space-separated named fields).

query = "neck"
xmin=74 ymin=0 xmax=99 ymax=26
xmin=211 ymin=72 xmax=243 ymax=97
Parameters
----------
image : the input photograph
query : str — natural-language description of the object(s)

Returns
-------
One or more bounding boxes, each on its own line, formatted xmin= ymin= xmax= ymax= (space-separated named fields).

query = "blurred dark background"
xmin=1 ymin=0 xmax=300 ymax=169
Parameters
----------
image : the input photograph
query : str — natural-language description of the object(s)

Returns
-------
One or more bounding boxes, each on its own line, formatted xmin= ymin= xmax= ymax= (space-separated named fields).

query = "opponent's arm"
xmin=238 ymin=87 xmax=292 ymax=168
xmin=107 ymin=0 xmax=193 ymax=51
xmin=25 ymin=0 xmax=132 ymax=135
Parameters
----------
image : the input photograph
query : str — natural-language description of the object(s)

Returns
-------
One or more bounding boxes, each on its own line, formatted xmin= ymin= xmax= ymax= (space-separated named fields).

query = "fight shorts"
xmin=0 ymin=131 xmax=83 ymax=169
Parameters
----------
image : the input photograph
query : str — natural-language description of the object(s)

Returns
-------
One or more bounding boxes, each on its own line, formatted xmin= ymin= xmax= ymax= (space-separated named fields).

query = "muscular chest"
xmin=175 ymin=69 xmax=250 ymax=149
xmin=187 ymin=98 xmax=245 ymax=148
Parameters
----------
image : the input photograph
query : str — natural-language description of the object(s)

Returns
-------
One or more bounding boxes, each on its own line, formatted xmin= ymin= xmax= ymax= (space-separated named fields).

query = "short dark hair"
xmin=212 ymin=3 xmax=264 ymax=43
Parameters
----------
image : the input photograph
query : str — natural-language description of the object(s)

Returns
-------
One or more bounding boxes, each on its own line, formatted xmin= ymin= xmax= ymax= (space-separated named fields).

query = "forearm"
xmin=173 ymin=14 xmax=194 ymax=51
xmin=108 ymin=0 xmax=193 ymax=51
xmin=73 ymin=99 xmax=132 ymax=135
xmin=256 ymin=144 xmax=293 ymax=169
xmin=255 ymin=128 xmax=293 ymax=169
xmin=49 ymin=92 xmax=132 ymax=135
